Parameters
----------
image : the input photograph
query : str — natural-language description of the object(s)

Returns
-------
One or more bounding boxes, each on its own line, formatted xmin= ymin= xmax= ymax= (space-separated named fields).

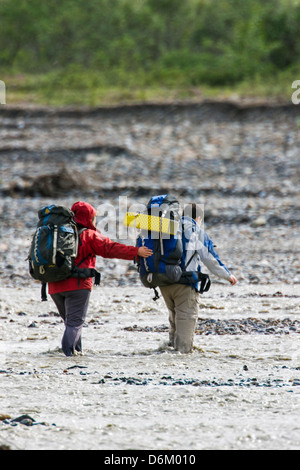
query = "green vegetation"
xmin=1 ymin=0 xmax=299 ymax=106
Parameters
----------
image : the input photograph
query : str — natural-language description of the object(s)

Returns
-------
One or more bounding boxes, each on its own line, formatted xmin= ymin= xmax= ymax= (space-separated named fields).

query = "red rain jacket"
xmin=48 ymin=201 xmax=139 ymax=294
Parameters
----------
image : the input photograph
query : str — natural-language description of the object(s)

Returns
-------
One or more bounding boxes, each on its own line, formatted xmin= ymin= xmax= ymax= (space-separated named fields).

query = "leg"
xmin=63 ymin=289 xmax=90 ymax=356
xmin=159 ymin=286 xmax=176 ymax=347
xmin=160 ymin=284 xmax=199 ymax=353
xmin=51 ymin=290 xmax=90 ymax=356
xmin=50 ymin=292 xmax=66 ymax=322
xmin=173 ymin=285 xmax=199 ymax=353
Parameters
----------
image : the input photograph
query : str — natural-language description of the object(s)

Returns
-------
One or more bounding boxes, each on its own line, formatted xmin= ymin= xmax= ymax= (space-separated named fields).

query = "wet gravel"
xmin=125 ymin=317 xmax=300 ymax=336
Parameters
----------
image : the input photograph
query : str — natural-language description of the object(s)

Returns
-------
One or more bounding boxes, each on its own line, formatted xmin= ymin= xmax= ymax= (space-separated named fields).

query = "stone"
xmin=0 ymin=414 xmax=11 ymax=421
xmin=252 ymin=216 xmax=267 ymax=227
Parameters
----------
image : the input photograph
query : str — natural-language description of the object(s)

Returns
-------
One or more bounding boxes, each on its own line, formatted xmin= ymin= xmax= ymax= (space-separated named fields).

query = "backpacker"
xmin=28 ymin=204 xmax=100 ymax=300
xmin=179 ymin=216 xmax=211 ymax=294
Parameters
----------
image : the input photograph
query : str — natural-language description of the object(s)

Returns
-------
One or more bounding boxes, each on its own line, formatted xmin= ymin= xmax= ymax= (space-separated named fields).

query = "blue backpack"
xmin=137 ymin=195 xmax=211 ymax=299
xmin=137 ymin=195 xmax=183 ymax=297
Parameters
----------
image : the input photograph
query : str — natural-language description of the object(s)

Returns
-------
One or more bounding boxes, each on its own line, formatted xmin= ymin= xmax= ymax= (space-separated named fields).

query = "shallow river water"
xmin=1 ymin=283 xmax=300 ymax=450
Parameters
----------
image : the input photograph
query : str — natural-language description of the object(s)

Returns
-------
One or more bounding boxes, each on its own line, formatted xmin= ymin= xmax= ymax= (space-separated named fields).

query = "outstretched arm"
xmin=90 ymin=231 xmax=153 ymax=260
xmin=198 ymin=233 xmax=237 ymax=284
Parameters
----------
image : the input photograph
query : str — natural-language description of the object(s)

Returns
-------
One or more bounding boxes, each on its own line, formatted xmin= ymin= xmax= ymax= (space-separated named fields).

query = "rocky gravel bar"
xmin=0 ymin=100 xmax=299 ymax=288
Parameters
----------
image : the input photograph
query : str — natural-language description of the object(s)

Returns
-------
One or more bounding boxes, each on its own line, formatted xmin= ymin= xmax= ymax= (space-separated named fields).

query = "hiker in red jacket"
xmin=49 ymin=201 xmax=152 ymax=356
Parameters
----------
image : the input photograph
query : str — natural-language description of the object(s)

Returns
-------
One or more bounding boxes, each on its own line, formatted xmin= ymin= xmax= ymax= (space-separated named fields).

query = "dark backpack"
xmin=28 ymin=204 xmax=100 ymax=300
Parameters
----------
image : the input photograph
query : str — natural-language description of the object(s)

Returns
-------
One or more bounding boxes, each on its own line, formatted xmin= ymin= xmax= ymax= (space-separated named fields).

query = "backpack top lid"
xmin=144 ymin=194 xmax=181 ymax=239
xmin=146 ymin=194 xmax=181 ymax=223
xmin=37 ymin=205 xmax=75 ymax=227
xmin=146 ymin=194 xmax=180 ymax=212
xmin=123 ymin=195 xmax=181 ymax=237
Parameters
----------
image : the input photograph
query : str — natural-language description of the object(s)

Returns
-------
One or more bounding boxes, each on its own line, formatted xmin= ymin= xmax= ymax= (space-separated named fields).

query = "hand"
xmin=137 ymin=246 xmax=153 ymax=258
xmin=228 ymin=275 xmax=238 ymax=285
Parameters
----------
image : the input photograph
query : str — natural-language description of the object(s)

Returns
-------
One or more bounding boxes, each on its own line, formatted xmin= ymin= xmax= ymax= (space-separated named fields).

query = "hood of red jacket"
xmin=71 ymin=201 xmax=96 ymax=230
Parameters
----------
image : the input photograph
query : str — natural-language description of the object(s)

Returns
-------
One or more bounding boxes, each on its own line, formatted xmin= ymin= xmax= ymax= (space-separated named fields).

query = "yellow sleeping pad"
xmin=123 ymin=212 xmax=179 ymax=235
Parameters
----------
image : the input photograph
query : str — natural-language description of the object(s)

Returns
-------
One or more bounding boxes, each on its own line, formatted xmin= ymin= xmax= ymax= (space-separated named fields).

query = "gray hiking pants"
xmin=50 ymin=289 xmax=91 ymax=357
xmin=159 ymin=284 xmax=200 ymax=353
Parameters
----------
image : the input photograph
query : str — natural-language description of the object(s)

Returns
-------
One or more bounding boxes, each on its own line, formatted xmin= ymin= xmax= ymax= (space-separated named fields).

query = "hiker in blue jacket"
xmin=159 ymin=202 xmax=237 ymax=353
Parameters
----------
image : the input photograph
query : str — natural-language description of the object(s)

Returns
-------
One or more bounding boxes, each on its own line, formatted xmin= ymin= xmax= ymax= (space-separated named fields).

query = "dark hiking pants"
xmin=50 ymin=289 xmax=91 ymax=357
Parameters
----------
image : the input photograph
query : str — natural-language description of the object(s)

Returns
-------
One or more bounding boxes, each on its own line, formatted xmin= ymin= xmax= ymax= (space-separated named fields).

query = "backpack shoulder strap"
xmin=77 ymin=227 xmax=87 ymax=246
